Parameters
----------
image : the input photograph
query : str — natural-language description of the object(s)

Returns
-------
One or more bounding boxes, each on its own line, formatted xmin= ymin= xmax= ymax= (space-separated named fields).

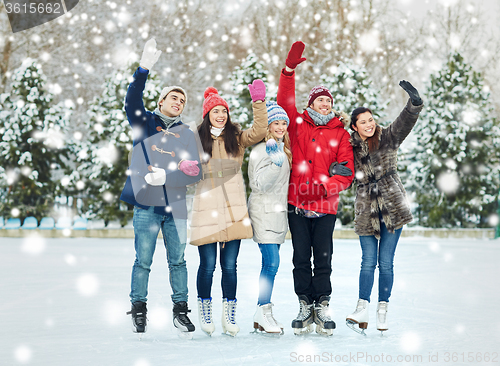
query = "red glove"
xmin=248 ymin=79 xmax=266 ymax=102
xmin=286 ymin=41 xmax=307 ymax=69
xmin=179 ymin=160 xmax=200 ymax=176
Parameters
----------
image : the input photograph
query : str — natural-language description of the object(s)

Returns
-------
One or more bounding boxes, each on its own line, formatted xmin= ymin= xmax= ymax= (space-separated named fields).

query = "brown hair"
xmin=197 ymin=112 xmax=241 ymax=161
xmin=350 ymin=107 xmax=380 ymax=152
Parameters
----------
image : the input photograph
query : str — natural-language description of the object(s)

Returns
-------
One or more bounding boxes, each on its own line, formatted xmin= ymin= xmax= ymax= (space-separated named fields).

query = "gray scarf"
xmin=154 ymin=108 xmax=182 ymax=129
xmin=306 ymin=107 xmax=335 ymax=126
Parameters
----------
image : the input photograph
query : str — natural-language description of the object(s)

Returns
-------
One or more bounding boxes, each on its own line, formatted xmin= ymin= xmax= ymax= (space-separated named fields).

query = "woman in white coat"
xmin=248 ymin=102 xmax=292 ymax=334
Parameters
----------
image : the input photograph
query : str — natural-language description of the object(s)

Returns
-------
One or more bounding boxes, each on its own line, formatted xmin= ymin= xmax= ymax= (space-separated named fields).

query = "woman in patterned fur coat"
xmin=345 ymin=80 xmax=424 ymax=335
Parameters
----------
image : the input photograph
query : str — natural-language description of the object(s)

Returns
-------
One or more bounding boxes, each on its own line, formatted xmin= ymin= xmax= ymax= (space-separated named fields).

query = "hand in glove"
xmin=248 ymin=79 xmax=266 ymax=102
xmin=144 ymin=166 xmax=166 ymax=186
xmin=266 ymin=139 xmax=286 ymax=167
xmin=399 ymin=80 xmax=422 ymax=106
xmin=140 ymin=38 xmax=162 ymax=71
xmin=329 ymin=161 xmax=352 ymax=177
xmin=286 ymin=41 xmax=307 ymax=69
xmin=178 ymin=160 xmax=200 ymax=176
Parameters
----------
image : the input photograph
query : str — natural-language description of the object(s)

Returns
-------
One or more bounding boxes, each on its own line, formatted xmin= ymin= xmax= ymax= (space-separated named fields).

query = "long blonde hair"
xmin=264 ymin=129 xmax=292 ymax=168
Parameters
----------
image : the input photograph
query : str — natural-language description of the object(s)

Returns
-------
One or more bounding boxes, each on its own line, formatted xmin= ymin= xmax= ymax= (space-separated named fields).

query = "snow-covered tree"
xmin=0 ymin=59 xmax=71 ymax=220
xmin=76 ymin=62 xmax=161 ymax=225
xmin=406 ymin=53 xmax=500 ymax=228
xmin=226 ymin=53 xmax=269 ymax=198
xmin=320 ymin=61 xmax=388 ymax=225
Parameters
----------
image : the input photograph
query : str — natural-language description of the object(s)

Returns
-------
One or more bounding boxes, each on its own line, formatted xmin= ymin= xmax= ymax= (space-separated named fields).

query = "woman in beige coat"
xmin=190 ymin=80 xmax=268 ymax=337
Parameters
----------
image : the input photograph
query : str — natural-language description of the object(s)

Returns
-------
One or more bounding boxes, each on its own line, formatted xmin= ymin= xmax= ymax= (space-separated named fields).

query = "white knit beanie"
xmin=158 ymin=86 xmax=187 ymax=106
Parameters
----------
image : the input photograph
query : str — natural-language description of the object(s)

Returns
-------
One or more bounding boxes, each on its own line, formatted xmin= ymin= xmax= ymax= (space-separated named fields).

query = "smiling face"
xmin=159 ymin=91 xmax=185 ymax=117
xmin=310 ymin=96 xmax=333 ymax=116
xmin=268 ymin=120 xmax=288 ymax=140
xmin=209 ymin=105 xmax=228 ymax=128
xmin=352 ymin=111 xmax=376 ymax=140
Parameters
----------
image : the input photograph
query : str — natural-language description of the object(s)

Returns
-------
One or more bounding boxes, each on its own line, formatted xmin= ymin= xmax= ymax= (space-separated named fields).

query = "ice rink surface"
xmin=2 ymin=235 xmax=500 ymax=366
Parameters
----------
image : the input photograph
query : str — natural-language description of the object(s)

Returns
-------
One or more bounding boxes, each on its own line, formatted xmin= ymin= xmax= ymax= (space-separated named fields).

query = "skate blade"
xmin=346 ymin=320 xmax=367 ymax=336
xmin=176 ymin=328 xmax=194 ymax=340
xmin=251 ymin=328 xmax=282 ymax=337
xmin=315 ymin=324 xmax=333 ymax=336
xmin=293 ymin=323 xmax=314 ymax=335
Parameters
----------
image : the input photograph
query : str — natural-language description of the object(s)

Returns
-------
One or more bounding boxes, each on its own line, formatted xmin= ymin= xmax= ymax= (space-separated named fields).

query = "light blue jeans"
xmin=257 ymin=244 xmax=281 ymax=306
xmin=358 ymin=221 xmax=402 ymax=303
xmin=130 ymin=206 xmax=188 ymax=304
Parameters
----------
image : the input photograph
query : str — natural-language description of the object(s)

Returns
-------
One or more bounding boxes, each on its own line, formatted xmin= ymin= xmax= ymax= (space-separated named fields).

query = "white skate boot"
xmin=377 ymin=301 xmax=388 ymax=333
xmin=313 ymin=296 xmax=336 ymax=336
xmin=253 ymin=303 xmax=282 ymax=334
xmin=221 ymin=298 xmax=240 ymax=337
xmin=198 ymin=297 xmax=215 ymax=336
xmin=291 ymin=295 xmax=314 ymax=335
xmin=346 ymin=299 xmax=369 ymax=335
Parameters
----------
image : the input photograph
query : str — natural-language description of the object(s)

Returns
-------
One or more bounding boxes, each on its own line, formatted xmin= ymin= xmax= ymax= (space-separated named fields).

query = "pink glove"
xmin=286 ymin=41 xmax=306 ymax=69
xmin=179 ymin=160 xmax=200 ymax=176
xmin=248 ymin=79 xmax=266 ymax=102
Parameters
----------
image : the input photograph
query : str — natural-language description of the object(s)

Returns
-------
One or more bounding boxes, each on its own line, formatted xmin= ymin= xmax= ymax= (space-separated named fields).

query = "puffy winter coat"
xmin=351 ymin=99 xmax=423 ymax=238
xmin=248 ymin=141 xmax=291 ymax=244
xmin=189 ymin=101 xmax=268 ymax=246
xmin=120 ymin=68 xmax=202 ymax=219
xmin=277 ymin=70 xmax=354 ymax=214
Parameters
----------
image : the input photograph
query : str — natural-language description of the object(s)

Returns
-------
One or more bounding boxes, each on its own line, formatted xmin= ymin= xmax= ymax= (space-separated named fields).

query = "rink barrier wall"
xmin=0 ymin=228 xmax=495 ymax=239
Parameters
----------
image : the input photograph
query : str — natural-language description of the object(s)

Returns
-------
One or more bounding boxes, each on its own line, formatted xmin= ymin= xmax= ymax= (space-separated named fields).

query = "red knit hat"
xmin=202 ymin=87 xmax=229 ymax=118
xmin=308 ymin=85 xmax=333 ymax=107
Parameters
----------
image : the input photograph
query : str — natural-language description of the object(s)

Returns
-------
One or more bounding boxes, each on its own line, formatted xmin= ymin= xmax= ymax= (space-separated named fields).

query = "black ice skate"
xmin=126 ymin=301 xmax=147 ymax=334
xmin=173 ymin=301 xmax=195 ymax=339
xmin=291 ymin=295 xmax=314 ymax=335
xmin=313 ymin=296 xmax=336 ymax=336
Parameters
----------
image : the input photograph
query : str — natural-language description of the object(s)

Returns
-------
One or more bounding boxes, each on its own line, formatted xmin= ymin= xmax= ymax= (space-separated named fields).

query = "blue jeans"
xmin=130 ymin=206 xmax=188 ymax=304
xmin=257 ymin=244 xmax=281 ymax=306
xmin=197 ymin=240 xmax=240 ymax=300
xmin=358 ymin=221 xmax=402 ymax=303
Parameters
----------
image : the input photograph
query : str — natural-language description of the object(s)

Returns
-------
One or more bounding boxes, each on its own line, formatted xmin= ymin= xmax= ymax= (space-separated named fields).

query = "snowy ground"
xmin=2 ymin=235 xmax=500 ymax=366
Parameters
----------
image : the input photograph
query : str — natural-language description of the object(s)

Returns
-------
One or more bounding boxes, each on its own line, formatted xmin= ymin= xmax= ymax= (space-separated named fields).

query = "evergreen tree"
xmin=0 ymin=59 xmax=71 ymax=221
xmin=226 ymin=54 xmax=268 ymax=198
xmin=320 ymin=61 xmax=387 ymax=225
xmin=77 ymin=62 xmax=161 ymax=226
xmin=406 ymin=53 xmax=500 ymax=228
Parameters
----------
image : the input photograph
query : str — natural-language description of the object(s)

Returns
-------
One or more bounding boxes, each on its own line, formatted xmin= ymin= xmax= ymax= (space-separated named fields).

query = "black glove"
xmin=329 ymin=161 xmax=352 ymax=177
xmin=399 ymin=80 xmax=422 ymax=106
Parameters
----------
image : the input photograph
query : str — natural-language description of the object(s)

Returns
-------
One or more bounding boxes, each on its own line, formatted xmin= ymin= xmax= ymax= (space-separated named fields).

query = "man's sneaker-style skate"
xmin=126 ymin=301 xmax=148 ymax=333
xmin=222 ymin=298 xmax=240 ymax=336
xmin=198 ymin=297 xmax=215 ymax=336
xmin=173 ymin=301 xmax=195 ymax=337
xmin=346 ymin=299 xmax=369 ymax=335
xmin=291 ymin=295 xmax=314 ymax=335
xmin=313 ymin=296 xmax=336 ymax=336
xmin=253 ymin=303 xmax=282 ymax=334
xmin=377 ymin=301 xmax=389 ymax=333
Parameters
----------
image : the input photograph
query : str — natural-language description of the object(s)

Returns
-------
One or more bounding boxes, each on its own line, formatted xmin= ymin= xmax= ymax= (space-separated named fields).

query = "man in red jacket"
xmin=277 ymin=41 xmax=354 ymax=336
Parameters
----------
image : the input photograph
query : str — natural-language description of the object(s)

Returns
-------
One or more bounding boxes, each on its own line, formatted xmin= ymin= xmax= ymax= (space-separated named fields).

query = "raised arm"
xmin=385 ymin=80 xmax=424 ymax=147
xmin=277 ymin=41 xmax=307 ymax=131
xmin=240 ymin=79 xmax=269 ymax=147
xmin=124 ymin=39 xmax=162 ymax=127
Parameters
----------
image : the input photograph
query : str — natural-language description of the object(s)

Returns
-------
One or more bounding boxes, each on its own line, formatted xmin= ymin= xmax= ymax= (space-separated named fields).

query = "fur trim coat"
xmin=351 ymin=99 xmax=423 ymax=239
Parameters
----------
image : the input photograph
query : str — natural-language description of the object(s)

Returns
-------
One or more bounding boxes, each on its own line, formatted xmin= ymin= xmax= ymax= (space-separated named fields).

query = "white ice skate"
xmin=222 ymin=298 xmax=240 ymax=337
xmin=198 ymin=297 xmax=215 ymax=336
xmin=377 ymin=301 xmax=388 ymax=334
xmin=252 ymin=303 xmax=283 ymax=335
xmin=346 ymin=299 xmax=369 ymax=336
